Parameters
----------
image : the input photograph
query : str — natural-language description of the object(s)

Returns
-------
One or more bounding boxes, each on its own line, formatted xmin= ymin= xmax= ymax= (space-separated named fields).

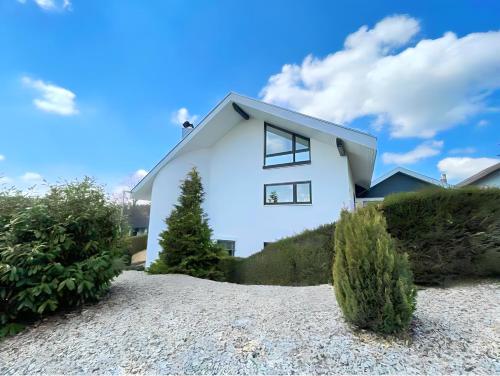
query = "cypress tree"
xmin=157 ymin=167 xmax=224 ymax=280
xmin=333 ymin=206 xmax=416 ymax=334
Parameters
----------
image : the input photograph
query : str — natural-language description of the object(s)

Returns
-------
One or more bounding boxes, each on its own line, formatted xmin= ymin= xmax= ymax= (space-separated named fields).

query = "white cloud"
xmin=437 ymin=157 xmax=499 ymax=181
xmin=22 ymin=76 xmax=78 ymax=116
xmin=0 ymin=176 xmax=14 ymax=185
xmin=477 ymin=119 xmax=489 ymax=127
xmin=18 ymin=0 xmax=72 ymax=11
xmin=260 ymin=15 xmax=500 ymax=138
xmin=382 ymin=140 xmax=443 ymax=165
xmin=449 ymin=147 xmax=476 ymax=155
xmin=0 ymin=154 xmax=5 ymax=161
xmin=171 ymin=107 xmax=198 ymax=125
xmin=133 ymin=169 xmax=148 ymax=180
xmin=21 ymin=172 xmax=43 ymax=182
xmin=111 ymin=169 xmax=149 ymax=202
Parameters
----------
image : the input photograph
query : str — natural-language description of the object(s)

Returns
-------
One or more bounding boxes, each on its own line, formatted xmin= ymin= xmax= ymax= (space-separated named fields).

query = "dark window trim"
xmin=216 ymin=239 xmax=236 ymax=256
xmin=263 ymin=123 xmax=311 ymax=169
xmin=264 ymin=180 xmax=312 ymax=205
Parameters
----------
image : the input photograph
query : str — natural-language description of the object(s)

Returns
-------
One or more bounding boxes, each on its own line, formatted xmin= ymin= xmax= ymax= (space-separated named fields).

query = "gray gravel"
xmin=1 ymin=271 xmax=498 ymax=375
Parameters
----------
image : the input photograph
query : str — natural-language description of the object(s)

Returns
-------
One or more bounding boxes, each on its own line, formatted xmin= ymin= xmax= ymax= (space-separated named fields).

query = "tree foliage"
xmin=333 ymin=206 xmax=416 ymax=334
xmin=0 ymin=179 xmax=125 ymax=336
xmin=154 ymin=168 xmax=224 ymax=280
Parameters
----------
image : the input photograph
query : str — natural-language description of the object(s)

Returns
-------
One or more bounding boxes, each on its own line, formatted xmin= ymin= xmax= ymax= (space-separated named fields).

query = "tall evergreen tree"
xmin=157 ymin=168 xmax=224 ymax=280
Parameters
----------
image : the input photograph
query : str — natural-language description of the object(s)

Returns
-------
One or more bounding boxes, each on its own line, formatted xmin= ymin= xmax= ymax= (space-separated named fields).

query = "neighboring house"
xmin=123 ymin=204 xmax=150 ymax=236
xmin=132 ymin=92 xmax=377 ymax=265
xmin=457 ymin=162 xmax=500 ymax=188
xmin=356 ymin=167 xmax=445 ymax=207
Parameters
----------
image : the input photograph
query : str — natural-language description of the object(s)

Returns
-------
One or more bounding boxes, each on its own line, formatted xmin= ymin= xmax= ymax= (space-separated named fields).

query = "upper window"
xmin=264 ymin=123 xmax=311 ymax=168
xmin=264 ymin=181 xmax=312 ymax=205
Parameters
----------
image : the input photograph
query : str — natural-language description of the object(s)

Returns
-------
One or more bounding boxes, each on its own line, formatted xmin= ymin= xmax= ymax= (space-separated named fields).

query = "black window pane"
xmin=296 ymin=182 xmax=311 ymax=203
xmin=217 ymin=240 xmax=235 ymax=256
xmin=295 ymin=136 xmax=310 ymax=151
xmin=265 ymin=184 xmax=293 ymax=204
xmin=266 ymin=127 xmax=293 ymax=155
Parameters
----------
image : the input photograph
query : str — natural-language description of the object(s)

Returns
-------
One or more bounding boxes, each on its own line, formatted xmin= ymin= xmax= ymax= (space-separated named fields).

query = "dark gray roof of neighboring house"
xmin=358 ymin=167 xmax=443 ymax=199
xmin=457 ymin=162 xmax=500 ymax=187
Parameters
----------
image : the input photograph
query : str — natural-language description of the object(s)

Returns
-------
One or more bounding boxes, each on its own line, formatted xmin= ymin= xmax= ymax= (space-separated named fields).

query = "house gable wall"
xmin=145 ymin=117 xmax=351 ymax=265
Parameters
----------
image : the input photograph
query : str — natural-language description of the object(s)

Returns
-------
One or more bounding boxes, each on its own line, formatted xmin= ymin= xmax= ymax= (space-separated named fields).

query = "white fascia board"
xmin=371 ymin=167 xmax=443 ymax=187
xmin=131 ymin=93 xmax=234 ymax=198
xmin=232 ymin=93 xmax=377 ymax=150
xmin=457 ymin=162 xmax=500 ymax=187
xmin=132 ymin=92 xmax=377 ymax=198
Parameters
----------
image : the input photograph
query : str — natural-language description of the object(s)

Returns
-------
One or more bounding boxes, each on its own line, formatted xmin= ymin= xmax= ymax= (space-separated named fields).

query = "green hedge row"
xmin=220 ymin=187 xmax=499 ymax=287
xmin=221 ymin=224 xmax=335 ymax=286
xmin=383 ymin=187 xmax=500 ymax=285
xmin=127 ymin=234 xmax=148 ymax=256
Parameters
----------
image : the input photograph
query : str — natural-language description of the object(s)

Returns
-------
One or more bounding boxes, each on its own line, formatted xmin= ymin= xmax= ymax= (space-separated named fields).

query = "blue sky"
xmin=0 ymin=0 xmax=499 ymax=195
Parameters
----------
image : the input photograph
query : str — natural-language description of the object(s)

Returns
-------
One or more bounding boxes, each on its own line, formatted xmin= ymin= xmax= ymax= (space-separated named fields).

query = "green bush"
xmin=383 ymin=187 xmax=500 ymax=285
xmin=155 ymin=168 xmax=225 ymax=280
xmin=0 ymin=179 xmax=125 ymax=336
xmin=225 ymin=223 xmax=335 ymax=285
xmin=147 ymin=258 xmax=170 ymax=274
xmin=127 ymin=234 xmax=148 ymax=256
xmin=333 ymin=206 xmax=416 ymax=334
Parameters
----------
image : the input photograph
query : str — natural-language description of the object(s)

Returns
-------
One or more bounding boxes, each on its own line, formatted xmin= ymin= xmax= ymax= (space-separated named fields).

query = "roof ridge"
xmin=229 ymin=92 xmax=377 ymax=140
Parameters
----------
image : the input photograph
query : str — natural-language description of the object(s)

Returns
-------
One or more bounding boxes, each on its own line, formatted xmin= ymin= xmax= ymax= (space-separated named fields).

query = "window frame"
xmin=263 ymin=180 xmax=312 ymax=205
xmin=263 ymin=123 xmax=311 ymax=168
xmin=216 ymin=239 xmax=236 ymax=256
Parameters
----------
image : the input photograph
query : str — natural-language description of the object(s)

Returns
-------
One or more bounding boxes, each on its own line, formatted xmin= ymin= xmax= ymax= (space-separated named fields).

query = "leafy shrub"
xmin=154 ymin=168 xmax=225 ymax=280
xmin=0 ymin=179 xmax=125 ymax=335
xmin=126 ymin=234 xmax=148 ymax=264
xmin=147 ymin=258 xmax=170 ymax=274
xmin=333 ymin=206 xmax=416 ymax=334
xmin=383 ymin=187 xmax=500 ymax=285
xmin=225 ymin=223 xmax=335 ymax=285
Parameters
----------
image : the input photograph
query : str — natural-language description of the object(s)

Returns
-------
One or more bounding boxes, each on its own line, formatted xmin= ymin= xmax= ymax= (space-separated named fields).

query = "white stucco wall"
xmin=146 ymin=118 xmax=353 ymax=266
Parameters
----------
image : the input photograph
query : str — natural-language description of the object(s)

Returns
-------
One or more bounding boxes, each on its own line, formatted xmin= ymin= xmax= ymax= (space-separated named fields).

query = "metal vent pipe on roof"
xmin=182 ymin=121 xmax=194 ymax=138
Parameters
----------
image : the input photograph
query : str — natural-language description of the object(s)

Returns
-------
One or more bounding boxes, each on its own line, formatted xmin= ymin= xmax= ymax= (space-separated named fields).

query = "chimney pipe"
xmin=182 ymin=121 xmax=194 ymax=138
xmin=440 ymin=173 xmax=447 ymax=185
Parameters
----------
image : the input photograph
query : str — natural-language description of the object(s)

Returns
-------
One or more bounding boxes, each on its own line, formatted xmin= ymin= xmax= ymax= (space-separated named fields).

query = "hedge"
xmin=127 ymin=234 xmax=148 ymax=256
xmin=222 ymin=224 xmax=335 ymax=285
xmin=383 ymin=187 xmax=500 ymax=285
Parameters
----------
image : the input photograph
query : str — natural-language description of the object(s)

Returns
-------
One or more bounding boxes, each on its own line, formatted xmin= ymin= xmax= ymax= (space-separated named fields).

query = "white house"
xmin=132 ymin=93 xmax=377 ymax=266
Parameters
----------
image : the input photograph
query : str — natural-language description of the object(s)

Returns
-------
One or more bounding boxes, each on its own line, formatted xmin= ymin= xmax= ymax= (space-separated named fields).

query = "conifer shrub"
xmin=0 ymin=179 xmax=125 ymax=337
xmin=152 ymin=168 xmax=225 ymax=280
xmin=383 ymin=187 xmax=500 ymax=285
xmin=333 ymin=206 xmax=416 ymax=334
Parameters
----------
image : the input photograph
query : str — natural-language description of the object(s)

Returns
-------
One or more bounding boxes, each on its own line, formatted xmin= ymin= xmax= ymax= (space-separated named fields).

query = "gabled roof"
xmin=356 ymin=167 xmax=445 ymax=199
xmin=132 ymin=92 xmax=377 ymax=200
xmin=457 ymin=162 xmax=500 ymax=187
xmin=370 ymin=167 xmax=444 ymax=188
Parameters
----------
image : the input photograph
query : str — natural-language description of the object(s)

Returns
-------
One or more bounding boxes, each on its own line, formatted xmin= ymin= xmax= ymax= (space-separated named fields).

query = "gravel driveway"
xmin=1 ymin=271 xmax=498 ymax=374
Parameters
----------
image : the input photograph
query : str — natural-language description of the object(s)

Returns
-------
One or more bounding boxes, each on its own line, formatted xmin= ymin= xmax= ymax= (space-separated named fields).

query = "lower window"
xmin=264 ymin=181 xmax=312 ymax=205
xmin=216 ymin=240 xmax=236 ymax=256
